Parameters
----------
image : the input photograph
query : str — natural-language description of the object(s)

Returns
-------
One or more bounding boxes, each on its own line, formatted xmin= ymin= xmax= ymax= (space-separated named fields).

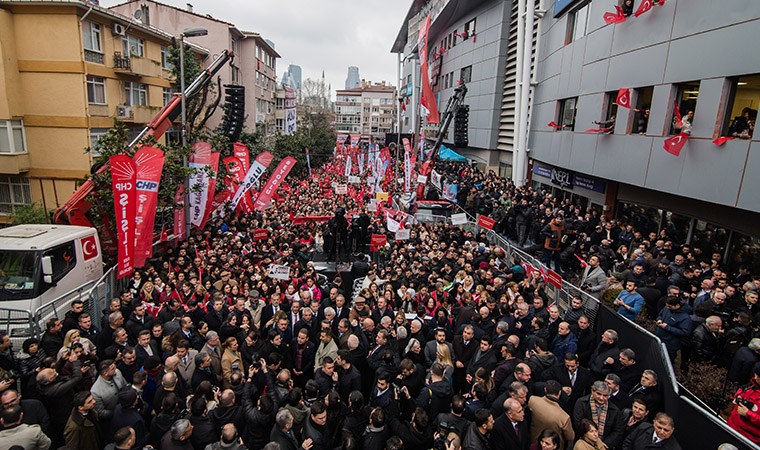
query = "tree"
xmin=10 ymin=203 xmax=50 ymax=225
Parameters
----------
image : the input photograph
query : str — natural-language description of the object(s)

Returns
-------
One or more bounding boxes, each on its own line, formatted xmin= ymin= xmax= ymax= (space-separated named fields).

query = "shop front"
xmin=529 ymin=160 xmax=614 ymax=214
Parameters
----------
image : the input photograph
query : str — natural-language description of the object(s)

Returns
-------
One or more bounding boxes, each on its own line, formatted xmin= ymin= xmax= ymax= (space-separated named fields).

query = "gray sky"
xmin=102 ymin=0 xmax=410 ymax=99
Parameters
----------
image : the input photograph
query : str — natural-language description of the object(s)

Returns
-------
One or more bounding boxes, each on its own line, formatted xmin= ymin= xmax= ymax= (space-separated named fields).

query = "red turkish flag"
xmin=663 ymin=133 xmax=690 ymax=156
xmin=603 ymin=6 xmax=627 ymax=24
xmin=547 ymin=121 xmax=565 ymax=129
xmin=634 ymin=0 xmax=653 ymax=17
xmin=616 ymin=88 xmax=631 ymax=109
xmin=713 ymin=136 xmax=735 ymax=147
xmin=673 ymin=101 xmax=682 ymax=128
xmin=585 ymin=127 xmax=613 ymax=133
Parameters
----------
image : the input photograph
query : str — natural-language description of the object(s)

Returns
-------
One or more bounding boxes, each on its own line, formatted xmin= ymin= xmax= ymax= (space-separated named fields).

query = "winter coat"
xmin=655 ymin=307 xmax=692 ymax=351
xmin=463 ymin=422 xmax=491 ymax=450
xmin=63 ymin=410 xmax=100 ymax=450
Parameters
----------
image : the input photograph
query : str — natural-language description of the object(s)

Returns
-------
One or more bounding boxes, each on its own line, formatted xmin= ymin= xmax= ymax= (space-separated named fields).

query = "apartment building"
xmin=109 ymin=0 xmax=279 ymax=133
xmin=0 ymin=0 xmax=207 ymax=220
xmin=335 ymin=82 xmax=396 ymax=141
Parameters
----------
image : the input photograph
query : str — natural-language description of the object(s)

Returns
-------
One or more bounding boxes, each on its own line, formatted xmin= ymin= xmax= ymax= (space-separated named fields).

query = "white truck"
xmin=0 ymin=225 xmax=104 ymax=339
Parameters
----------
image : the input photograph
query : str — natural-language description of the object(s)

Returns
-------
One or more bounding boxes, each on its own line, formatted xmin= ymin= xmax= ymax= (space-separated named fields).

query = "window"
xmin=161 ymin=46 xmax=173 ymax=70
xmin=566 ymin=1 xmax=591 ymax=44
xmin=670 ymin=81 xmax=700 ymax=135
xmin=460 ymin=66 xmax=472 ymax=84
xmin=86 ymin=76 xmax=106 ymax=105
xmin=558 ymin=97 xmax=578 ymax=131
xmin=0 ymin=120 xmax=26 ymax=154
xmin=631 ymin=86 xmax=653 ymax=134
xmin=88 ymin=128 xmax=110 ymax=157
xmin=122 ymin=35 xmax=145 ymax=57
xmin=163 ymin=88 xmax=173 ymax=106
xmin=45 ymin=241 xmax=77 ymax=282
xmin=82 ymin=21 xmax=102 ymax=52
xmin=0 ymin=175 xmax=31 ymax=214
xmin=463 ymin=18 xmax=477 ymax=39
xmin=125 ymin=81 xmax=147 ymax=106
xmin=722 ymin=74 xmax=760 ymax=139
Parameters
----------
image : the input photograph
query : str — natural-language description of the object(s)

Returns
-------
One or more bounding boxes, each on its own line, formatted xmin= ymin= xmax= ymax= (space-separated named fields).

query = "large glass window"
xmin=0 ymin=120 xmax=27 ymax=154
xmin=558 ymin=97 xmax=578 ymax=131
xmin=460 ymin=66 xmax=472 ymax=84
xmin=125 ymin=82 xmax=147 ymax=106
xmin=163 ymin=88 xmax=173 ymax=106
xmin=631 ymin=86 xmax=654 ymax=135
xmin=0 ymin=175 xmax=31 ymax=214
xmin=122 ymin=35 xmax=145 ymax=57
xmin=722 ymin=74 xmax=759 ymax=139
xmin=86 ymin=75 xmax=106 ymax=105
xmin=670 ymin=81 xmax=699 ymax=135
xmin=161 ymin=46 xmax=173 ymax=70
xmin=566 ymin=1 xmax=591 ymax=44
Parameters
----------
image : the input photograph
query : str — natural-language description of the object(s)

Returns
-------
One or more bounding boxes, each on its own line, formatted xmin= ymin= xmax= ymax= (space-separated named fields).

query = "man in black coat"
xmin=191 ymin=352 xmax=217 ymax=390
xmin=622 ymin=412 xmax=682 ymax=450
xmin=542 ymin=353 xmax=592 ymax=414
xmin=271 ymin=408 xmax=307 ymax=450
xmin=453 ymin=326 xmax=479 ymax=393
xmin=690 ymin=316 xmax=722 ymax=364
xmin=188 ymin=397 xmax=216 ymax=450
xmin=0 ymin=389 xmax=50 ymax=434
xmin=490 ymin=398 xmax=529 ymax=450
xmin=361 ymin=407 xmax=390 ymax=450
xmin=613 ymin=348 xmax=643 ymax=393
xmin=290 ymin=329 xmax=317 ymax=388
xmin=302 ymin=400 xmax=330 ymax=450
xmin=573 ymin=381 xmax=625 ymax=449
xmin=124 ymin=303 xmax=155 ymax=341
xmin=335 ymin=350 xmax=361 ymax=401
xmin=39 ymin=318 xmax=64 ymax=359
xmin=588 ymin=329 xmax=620 ymax=380
xmin=466 ymin=336 xmax=498 ymax=388
xmin=387 ymin=406 xmax=435 ymax=450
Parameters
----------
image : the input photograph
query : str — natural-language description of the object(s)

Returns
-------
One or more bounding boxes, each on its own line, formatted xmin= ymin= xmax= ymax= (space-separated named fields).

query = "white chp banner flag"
xmin=451 ymin=213 xmax=468 ymax=225
xmin=395 ymin=228 xmax=410 ymax=240
xmin=230 ymin=151 xmax=274 ymax=210
xmin=284 ymin=86 xmax=297 ymax=136
xmin=431 ymin=170 xmax=442 ymax=190
xmin=188 ymin=142 xmax=212 ymax=227
xmin=386 ymin=214 xmax=401 ymax=233
xmin=268 ymin=264 xmax=291 ymax=280
xmin=357 ymin=152 xmax=365 ymax=175
xmin=344 ymin=156 xmax=352 ymax=177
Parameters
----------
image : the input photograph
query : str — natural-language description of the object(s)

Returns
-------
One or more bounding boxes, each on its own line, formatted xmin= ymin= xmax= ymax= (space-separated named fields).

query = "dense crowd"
xmin=0 ymin=159 xmax=756 ymax=450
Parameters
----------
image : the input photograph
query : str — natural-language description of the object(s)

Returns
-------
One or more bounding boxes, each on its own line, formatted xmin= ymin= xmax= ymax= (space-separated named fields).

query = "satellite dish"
xmin=133 ymin=9 xmax=143 ymax=21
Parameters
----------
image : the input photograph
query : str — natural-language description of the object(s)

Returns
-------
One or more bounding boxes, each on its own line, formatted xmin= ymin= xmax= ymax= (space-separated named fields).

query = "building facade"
xmin=392 ymin=0 xmax=518 ymax=174
xmin=345 ymin=66 xmax=360 ymax=89
xmin=335 ymin=83 xmax=396 ymax=140
xmin=528 ymin=0 xmax=759 ymax=273
xmin=0 ymin=0 xmax=204 ymax=220
xmin=109 ymin=0 xmax=279 ymax=134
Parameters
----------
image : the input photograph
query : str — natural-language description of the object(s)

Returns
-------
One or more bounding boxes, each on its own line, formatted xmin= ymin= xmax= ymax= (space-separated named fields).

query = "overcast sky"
xmin=101 ymin=0 xmax=410 ymax=99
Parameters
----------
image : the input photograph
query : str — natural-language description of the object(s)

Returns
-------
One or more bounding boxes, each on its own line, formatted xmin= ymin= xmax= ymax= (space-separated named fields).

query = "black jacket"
xmin=336 ymin=364 xmax=362 ymax=400
xmin=490 ymin=415 xmax=529 ymax=450
xmin=270 ymin=426 xmax=299 ymax=450
xmin=188 ymin=414 xmax=216 ymax=450
xmin=388 ymin=414 xmax=434 ymax=450
xmin=303 ymin=416 xmax=329 ymax=450
xmin=463 ymin=422 xmax=491 ymax=450
xmin=241 ymin=384 xmax=276 ymax=449
xmin=415 ymin=380 xmax=453 ymax=419
xmin=690 ymin=323 xmax=720 ymax=364
xmin=361 ymin=425 xmax=390 ymax=450
xmin=622 ymin=422 xmax=682 ymax=450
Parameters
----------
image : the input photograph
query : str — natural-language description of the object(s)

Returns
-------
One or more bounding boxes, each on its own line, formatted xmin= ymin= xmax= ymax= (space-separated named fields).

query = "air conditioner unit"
xmin=112 ymin=23 xmax=126 ymax=36
xmin=116 ymin=105 xmax=133 ymax=119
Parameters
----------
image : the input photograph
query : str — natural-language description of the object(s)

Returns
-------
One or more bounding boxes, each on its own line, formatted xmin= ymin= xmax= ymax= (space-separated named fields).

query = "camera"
xmin=434 ymin=422 xmax=457 ymax=450
xmin=737 ymin=397 xmax=755 ymax=410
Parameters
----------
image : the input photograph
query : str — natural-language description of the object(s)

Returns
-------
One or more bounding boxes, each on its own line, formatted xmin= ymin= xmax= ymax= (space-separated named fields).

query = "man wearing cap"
xmin=245 ymin=290 xmax=265 ymax=330
xmin=213 ymin=271 xmax=237 ymax=291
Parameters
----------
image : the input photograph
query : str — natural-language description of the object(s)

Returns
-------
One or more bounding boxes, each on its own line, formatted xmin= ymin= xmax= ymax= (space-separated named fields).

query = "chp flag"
xmin=253 ymin=156 xmax=297 ymax=210
xmin=110 ymin=154 xmax=137 ymax=278
xmin=284 ymin=85 xmax=297 ymax=135
xmin=188 ymin=142 xmax=214 ymax=228
xmin=132 ymin=146 xmax=165 ymax=267
xmin=230 ymin=151 xmax=275 ymax=211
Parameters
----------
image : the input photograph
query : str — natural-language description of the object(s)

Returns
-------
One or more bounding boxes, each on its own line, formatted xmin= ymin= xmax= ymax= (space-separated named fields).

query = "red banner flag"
xmin=547 ymin=121 xmax=565 ymax=129
xmin=616 ymin=88 xmax=631 ymax=109
xmin=133 ymin=147 xmax=165 ymax=267
xmin=574 ymin=253 xmax=589 ymax=268
xmin=603 ymin=6 xmax=627 ymax=24
xmin=663 ymin=132 xmax=690 ymax=157
xmin=546 ymin=269 xmax=563 ymax=289
xmin=110 ymin=155 xmax=137 ymax=278
xmin=253 ymin=156 xmax=297 ymax=210
xmin=584 ymin=127 xmax=613 ymax=133
xmin=173 ymin=185 xmax=185 ymax=241
xmin=634 ymin=0 xmax=653 ymax=17
xmin=477 ymin=215 xmax=496 ymax=230
xmin=232 ymin=142 xmax=254 ymax=213
xmin=713 ymin=136 xmax=735 ymax=147
xmin=418 ymin=15 xmax=440 ymax=123
xmin=253 ymin=228 xmax=269 ymax=241
xmin=199 ymin=152 xmax=220 ymax=230
xmin=673 ymin=101 xmax=682 ymax=128
xmin=370 ymin=233 xmax=387 ymax=251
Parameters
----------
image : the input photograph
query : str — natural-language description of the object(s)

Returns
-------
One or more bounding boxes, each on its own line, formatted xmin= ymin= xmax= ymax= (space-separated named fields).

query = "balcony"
xmin=115 ymin=105 xmax=155 ymax=123
xmin=113 ymin=52 xmax=131 ymax=72
xmin=0 ymin=153 xmax=30 ymax=174
xmin=84 ymin=49 xmax=104 ymax=64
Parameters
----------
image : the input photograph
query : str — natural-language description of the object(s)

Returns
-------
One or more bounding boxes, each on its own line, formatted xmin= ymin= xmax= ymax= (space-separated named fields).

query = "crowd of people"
xmin=0 ymin=158 xmax=756 ymax=450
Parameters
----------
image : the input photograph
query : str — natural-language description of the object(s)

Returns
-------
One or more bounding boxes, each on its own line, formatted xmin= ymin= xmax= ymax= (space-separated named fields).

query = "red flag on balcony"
xmin=713 ymin=136 xmax=735 ymax=146
xmin=663 ymin=132 xmax=690 ymax=156
xmin=634 ymin=0 xmax=653 ymax=17
xmin=603 ymin=6 xmax=627 ymax=24
xmin=548 ymin=121 xmax=565 ymax=129
xmin=616 ymin=88 xmax=631 ymax=109
xmin=585 ymin=127 xmax=613 ymax=133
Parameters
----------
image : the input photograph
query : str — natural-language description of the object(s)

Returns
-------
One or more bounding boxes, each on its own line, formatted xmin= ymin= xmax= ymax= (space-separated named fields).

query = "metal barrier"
xmin=0 ymin=307 xmax=34 ymax=347
xmin=33 ymin=279 xmax=99 ymax=335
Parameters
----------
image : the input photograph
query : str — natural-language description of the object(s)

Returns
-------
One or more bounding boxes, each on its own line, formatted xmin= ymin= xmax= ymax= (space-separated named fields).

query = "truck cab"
xmin=0 ymin=225 xmax=103 ymax=338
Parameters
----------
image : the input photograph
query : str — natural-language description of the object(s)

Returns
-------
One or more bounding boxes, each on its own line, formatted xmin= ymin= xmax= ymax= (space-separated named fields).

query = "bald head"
xmin=164 ymin=355 xmax=180 ymax=371
xmin=220 ymin=389 xmax=236 ymax=407
xmin=36 ymin=368 xmax=56 ymax=385
xmin=162 ymin=371 xmax=177 ymax=388
xmin=347 ymin=334 xmax=360 ymax=350
xmin=363 ymin=318 xmax=375 ymax=331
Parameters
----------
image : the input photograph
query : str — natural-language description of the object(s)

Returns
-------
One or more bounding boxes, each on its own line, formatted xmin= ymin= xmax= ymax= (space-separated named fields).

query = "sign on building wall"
xmin=532 ymin=162 xmax=606 ymax=193
xmin=284 ymin=86 xmax=297 ymax=136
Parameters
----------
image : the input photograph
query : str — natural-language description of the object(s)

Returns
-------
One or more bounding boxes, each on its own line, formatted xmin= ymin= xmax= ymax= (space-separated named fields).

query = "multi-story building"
xmin=284 ymin=64 xmax=302 ymax=92
xmin=528 ymin=0 xmax=759 ymax=274
xmin=335 ymin=82 xmax=396 ymax=140
xmin=0 ymin=0 xmax=206 ymax=220
xmin=392 ymin=0 xmax=518 ymax=176
xmin=345 ymin=66 xmax=360 ymax=89
xmin=109 ymin=0 xmax=279 ymax=133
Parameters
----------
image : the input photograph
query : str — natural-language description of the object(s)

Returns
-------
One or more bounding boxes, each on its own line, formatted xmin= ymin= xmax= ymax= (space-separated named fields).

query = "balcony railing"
xmin=84 ymin=49 xmax=104 ymax=64
xmin=113 ymin=52 xmax=131 ymax=71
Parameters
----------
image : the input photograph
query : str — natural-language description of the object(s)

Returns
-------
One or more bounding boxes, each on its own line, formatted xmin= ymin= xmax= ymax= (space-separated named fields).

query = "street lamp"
xmin=179 ymin=27 xmax=207 ymax=237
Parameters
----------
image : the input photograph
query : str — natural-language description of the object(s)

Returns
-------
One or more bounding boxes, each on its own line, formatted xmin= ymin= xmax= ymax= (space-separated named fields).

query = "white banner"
xmin=386 ymin=214 xmax=401 ymax=233
xmin=367 ymin=199 xmax=378 ymax=212
xmin=451 ymin=213 xmax=468 ymax=225
xmin=229 ymin=152 xmax=274 ymax=210
xmin=188 ymin=161 xmax=210 ymax=227
xmin=431 ymin=170 xmax=442 ymax=190
xmin=335 ymin=184 xmax=348 ymax=195
xmin=268 ymin=264 xmax=290 ymax=280
xmin=395 ymin=228 xmax=410 ymax=240
xmin=357 ymin=152 xmax=365 ymax=175
xmin=417 ymin=174 xmax=427 ymax=184
xmin=348 ymin=176 xmax=360 ymax=184
xmin=344 ymin=156 xmax=352 ymax=177
xmin=284 ymin=86 xmax=297 ymax=136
